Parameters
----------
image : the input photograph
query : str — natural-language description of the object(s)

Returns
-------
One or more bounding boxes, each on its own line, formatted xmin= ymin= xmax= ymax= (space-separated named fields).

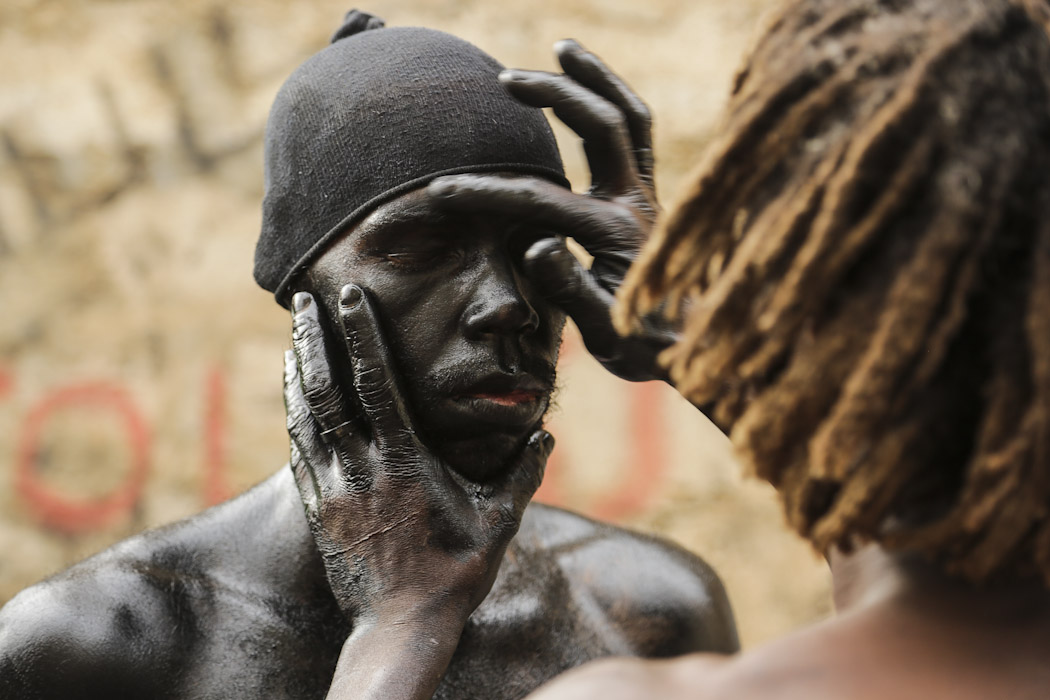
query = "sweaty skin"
xmin=0 ymin=38 xmax=737 ymax=700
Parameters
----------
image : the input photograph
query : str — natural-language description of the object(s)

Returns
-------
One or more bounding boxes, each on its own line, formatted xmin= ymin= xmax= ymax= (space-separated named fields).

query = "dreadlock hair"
xmin=617 ymin=0 xmax=1050 ymax=583
xmin=1022 ymin=0 xmax=1050 ymax=29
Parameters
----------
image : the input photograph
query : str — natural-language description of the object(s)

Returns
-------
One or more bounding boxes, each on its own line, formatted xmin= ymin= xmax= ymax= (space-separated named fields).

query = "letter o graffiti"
xmin=16 ymin=383 xmax=150 ymax=533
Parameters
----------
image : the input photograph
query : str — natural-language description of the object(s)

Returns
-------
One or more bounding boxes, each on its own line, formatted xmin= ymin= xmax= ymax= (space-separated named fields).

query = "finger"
xmin=291 ymin=292 xmax=355 ymax=438
xmin=555 ymin=39 xmax=655 ymax=189
xmin=499 ymin=69 xmax=637 ymax=194
xmin=526 ymin=240 xmax=676 ymax=382
xmin=428 ymin=175 xmax=642 ymax=257
xmin=488 ymin=430 xmax=555 ymax=533
xmin=338 ymin=284 xmax=416 ymax=452
xmin=288 ymin=442 xmax=319 ymax=517
xmin=523 ymin=238 xmax=625 ymax=350
xmin=283 ymin=348 xmax=336 ymax=499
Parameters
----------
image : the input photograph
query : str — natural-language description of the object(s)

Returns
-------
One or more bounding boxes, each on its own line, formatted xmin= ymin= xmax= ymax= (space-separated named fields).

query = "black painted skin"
xmin=0 ymin=470 xmax=736 ymax=700
xmin=0 ymin=40 xmax=739 ymax=699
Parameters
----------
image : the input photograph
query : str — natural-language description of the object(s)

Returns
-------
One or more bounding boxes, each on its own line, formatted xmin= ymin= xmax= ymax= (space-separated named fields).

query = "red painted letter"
xmin=16 ymin=383 xmax=150 ymax=533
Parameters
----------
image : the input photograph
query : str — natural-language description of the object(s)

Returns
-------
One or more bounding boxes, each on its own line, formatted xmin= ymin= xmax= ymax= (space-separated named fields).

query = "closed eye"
xmin=382 ymin=243 xmax=463 ymax=270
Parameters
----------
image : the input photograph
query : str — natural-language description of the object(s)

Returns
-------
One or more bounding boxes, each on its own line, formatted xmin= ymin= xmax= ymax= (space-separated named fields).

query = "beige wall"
xmin=0 ymin=0 xmax=830 ymax=647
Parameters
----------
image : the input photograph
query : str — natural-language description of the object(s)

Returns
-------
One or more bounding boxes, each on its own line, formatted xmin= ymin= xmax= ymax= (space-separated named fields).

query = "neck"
xmin=213 ymin=467 xmax=337 ymax=597
xmin=829 ymin=544 xmax=1050 ymax=625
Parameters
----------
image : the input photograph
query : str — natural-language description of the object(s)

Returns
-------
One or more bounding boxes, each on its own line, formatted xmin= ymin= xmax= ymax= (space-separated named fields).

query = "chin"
xmin=436 ymin=432 xmax=532 ymax=483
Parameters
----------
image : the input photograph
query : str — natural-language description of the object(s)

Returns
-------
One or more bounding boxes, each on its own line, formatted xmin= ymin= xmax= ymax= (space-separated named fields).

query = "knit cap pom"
xmin=330 ymin=9 xmax=385 ymax=43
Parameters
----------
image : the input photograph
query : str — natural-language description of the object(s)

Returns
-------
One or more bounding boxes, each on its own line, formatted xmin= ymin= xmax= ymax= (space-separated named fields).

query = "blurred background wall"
xmin=0 ymin=0 xmax=831 ymax=647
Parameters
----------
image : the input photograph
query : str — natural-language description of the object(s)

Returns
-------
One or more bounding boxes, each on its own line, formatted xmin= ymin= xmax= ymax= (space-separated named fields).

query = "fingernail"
xmin=499 ymin=69 xmax=527 ymax=83
xmin=341 ymin=284 xmax=363 ymax=308
xmin=292 ymin=292 xmax=311 ymax=312
xmin=535 ymin=431 xmax=555 ymax=453
xmin=554 ymin=38 xmax=582 ymax=54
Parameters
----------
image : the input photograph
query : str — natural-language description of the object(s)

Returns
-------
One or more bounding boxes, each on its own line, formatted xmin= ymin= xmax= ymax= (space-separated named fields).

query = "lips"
xmin=443 ymin=373 xmax=551 ymax=429
xmin=458 ymin=373 xmax=547 ymax=400
xmin=468 ymin=389 xmax=542 ymax=406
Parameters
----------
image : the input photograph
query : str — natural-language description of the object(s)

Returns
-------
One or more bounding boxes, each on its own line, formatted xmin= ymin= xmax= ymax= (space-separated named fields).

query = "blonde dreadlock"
xmin=618 ymin=0 xmax=1050 ymax=583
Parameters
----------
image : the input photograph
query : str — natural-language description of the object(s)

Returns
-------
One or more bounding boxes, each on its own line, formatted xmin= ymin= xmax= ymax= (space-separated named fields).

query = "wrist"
xmin=328 ymin=602 xmax=470 ymax=700
xmin=365 ymin=592 xmax=476 ymax=630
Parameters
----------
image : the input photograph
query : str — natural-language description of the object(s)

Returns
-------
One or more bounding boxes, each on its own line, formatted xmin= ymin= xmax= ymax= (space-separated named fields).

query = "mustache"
xmin=422 ymin=355 xmax=558 ymax=396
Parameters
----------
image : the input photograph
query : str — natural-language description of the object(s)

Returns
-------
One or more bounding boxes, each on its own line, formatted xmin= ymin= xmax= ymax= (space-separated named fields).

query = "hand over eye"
xmin=427 ymin=40 xmax=675 ymax=383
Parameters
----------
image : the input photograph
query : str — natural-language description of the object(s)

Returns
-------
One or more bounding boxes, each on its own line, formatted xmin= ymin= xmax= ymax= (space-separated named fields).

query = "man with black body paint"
xmin=0 ymin=12 xmax=736 ymax=700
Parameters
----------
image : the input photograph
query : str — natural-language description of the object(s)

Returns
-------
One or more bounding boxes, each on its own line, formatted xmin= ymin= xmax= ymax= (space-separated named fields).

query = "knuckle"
xmin=556 ymin=270 xmax=584 ymax=300
xmin=292 ymin=312 xmax=324 ymax=345
xmin=302 ymin=381 xmax=345 ymax=420
xmin=300 ymin=371 xmax=334 ymax=403
xmin=597 ymin=103 xmax=628 ymax=133
xmin=606 ymin=203 xmax=641 ymax=233
xmin=343 ymin=469 xmax=372 ymax=494
xmin=493 ymin=502 xmax=522 ymax=532
xmin=630 ymin=97 xmax=653 ymax=127
xmin=354 ymin=365 xmax=386 ymax=398
xmin=286 ymin=404 xmax=311 ymax=433
xmin=339 ymin=304 xmax=365 ymax=333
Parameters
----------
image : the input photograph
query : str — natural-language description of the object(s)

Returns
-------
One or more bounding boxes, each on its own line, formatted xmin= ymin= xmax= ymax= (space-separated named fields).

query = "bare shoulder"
xmin=514 ymin=503 xmax=739 ymax=655
xmin=523 ymin=640 xmax=910 ymax=700
xmin=0 ymin=472 xmax=295 ymax=698
xmin=0 ymin=526 xmax=217 ymax=697
xmin=525 ymin=652 xmax=733 ymax=700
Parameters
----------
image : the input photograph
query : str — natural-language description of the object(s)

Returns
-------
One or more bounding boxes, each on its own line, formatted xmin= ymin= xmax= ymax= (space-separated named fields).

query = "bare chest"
xmin=164 ymin=567 xmax=622 ymax=700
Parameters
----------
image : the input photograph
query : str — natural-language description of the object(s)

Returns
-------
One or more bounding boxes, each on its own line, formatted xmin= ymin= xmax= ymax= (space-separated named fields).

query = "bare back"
xmin=527 ymin=550 xmax=1050 ymax=700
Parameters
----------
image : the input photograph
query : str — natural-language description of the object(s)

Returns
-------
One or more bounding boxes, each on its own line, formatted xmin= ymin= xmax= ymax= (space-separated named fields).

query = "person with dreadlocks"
xmin=419 ymin=0 xmax=1050 ymax=697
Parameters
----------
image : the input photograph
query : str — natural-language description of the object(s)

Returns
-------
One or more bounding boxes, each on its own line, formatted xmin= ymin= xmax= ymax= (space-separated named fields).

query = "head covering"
xmin=254 ymin=10 xmax=568 ymax=306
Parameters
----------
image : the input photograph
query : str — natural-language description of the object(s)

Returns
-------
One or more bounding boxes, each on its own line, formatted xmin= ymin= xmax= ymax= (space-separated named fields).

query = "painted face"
xmin=302 ymin=184 xmax=566 ymax=482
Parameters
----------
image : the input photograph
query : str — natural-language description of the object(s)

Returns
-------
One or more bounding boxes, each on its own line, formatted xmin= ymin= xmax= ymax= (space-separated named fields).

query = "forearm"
xmin=325 ymin=605 xmax=469 ymax=700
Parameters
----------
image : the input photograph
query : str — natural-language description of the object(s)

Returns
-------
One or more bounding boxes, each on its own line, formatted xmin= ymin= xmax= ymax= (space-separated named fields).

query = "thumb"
xmin=524 ymin=238 xmax=623 ymax=355
xmin=489 ymin=430 xmax=556 ymax=532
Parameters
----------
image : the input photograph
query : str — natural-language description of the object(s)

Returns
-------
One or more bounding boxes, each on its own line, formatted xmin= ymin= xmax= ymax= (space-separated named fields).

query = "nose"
xmin=462 ymin=260 xmax=540 ymax=339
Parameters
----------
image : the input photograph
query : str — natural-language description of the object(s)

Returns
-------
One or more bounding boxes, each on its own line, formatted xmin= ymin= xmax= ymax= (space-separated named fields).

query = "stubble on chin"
xmin=429 ymin=391 xmax=558 ymax=484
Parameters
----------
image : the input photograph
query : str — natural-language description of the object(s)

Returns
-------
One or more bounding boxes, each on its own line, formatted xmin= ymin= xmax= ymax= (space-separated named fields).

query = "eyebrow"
xmin=363 ymin=206 xmax=456 ymax=233
xmin=354 ymin=208 xmax=464 ymax=252
xmin=382 ymin=207 xmax=449 ymax=226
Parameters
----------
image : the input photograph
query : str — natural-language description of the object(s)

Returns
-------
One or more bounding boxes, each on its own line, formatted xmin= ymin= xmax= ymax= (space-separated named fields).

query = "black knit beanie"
xmin=255 ymin=10 xmax=569 ymax=307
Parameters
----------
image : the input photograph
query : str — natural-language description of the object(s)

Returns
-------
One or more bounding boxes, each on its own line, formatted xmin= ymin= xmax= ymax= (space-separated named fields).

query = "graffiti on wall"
xmin=3 ymin=339 xmax=671 ymax=535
